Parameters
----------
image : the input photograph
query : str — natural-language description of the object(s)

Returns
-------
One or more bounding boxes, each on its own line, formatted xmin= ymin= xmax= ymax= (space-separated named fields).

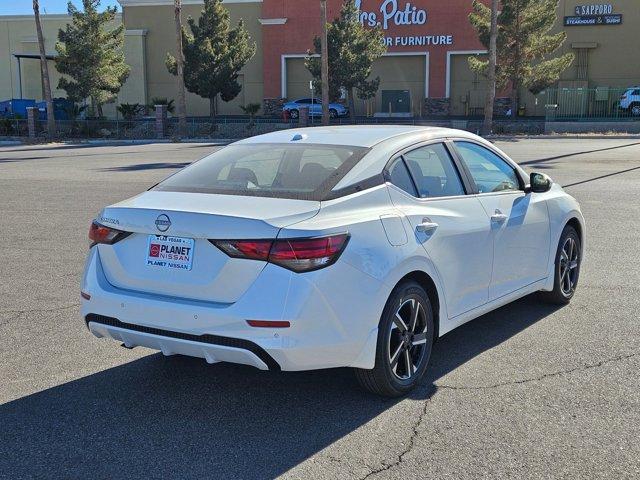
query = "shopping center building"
xmin=1 ymin=0 xmax=638 ymax=117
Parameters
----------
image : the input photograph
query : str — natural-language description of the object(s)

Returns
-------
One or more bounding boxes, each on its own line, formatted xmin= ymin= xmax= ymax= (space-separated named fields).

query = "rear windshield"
xmin=153 ymin=143 xmax=369 ymax=200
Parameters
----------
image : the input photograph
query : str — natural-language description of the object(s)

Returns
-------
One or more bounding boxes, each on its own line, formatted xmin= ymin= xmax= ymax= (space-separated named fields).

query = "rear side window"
xmin=454 ymin=141 xmax=520 ymax=194
xmin=154 ymin=143 xmax=369 ymax=200
xmin=387 ymin=158 xmax=418 ymax=196
xmin=403 ymin=143 xmax=465 ymax=198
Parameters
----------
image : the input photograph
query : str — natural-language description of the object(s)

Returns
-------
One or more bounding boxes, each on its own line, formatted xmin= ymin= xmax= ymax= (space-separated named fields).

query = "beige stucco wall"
xmin=0 ymin=15 xmax=73 ymax=102
xmin=518 ymin=0 xmax=639 ymax=115
xmin=123 ymin=1 xmax=264 ymax=116
xmin=556 ymin=0 xmax=639 ymax=87
xmin=0 ymin=13 xmax=141 ymax=118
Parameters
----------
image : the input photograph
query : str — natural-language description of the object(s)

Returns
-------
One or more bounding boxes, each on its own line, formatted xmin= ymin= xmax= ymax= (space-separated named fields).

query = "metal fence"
xmin=0 ymin=116 xmax=452 ymax=141
xmin=0 ymin=118 xmax=28 ymax=137
xmin=544 ymin=87 xmax=637 ymax=121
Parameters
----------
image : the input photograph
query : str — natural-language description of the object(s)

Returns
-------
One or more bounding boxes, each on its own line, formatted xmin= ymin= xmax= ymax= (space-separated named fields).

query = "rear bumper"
xmin=81 ymin=247 xmax=387 ymax=371
xmin=87 ymin=314 xmax=277 ymax=370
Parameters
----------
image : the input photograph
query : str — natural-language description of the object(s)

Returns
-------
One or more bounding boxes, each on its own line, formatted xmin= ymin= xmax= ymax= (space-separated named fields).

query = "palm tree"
xmin=173 ymin=0 xmax=188 ymax=137
xmin=482 ymin=0 xmax=499 ymax=136
xmin=33 ymin=0 xmax=56 ymax=137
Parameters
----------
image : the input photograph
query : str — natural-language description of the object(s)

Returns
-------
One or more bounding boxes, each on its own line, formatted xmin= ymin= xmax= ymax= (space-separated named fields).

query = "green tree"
xmin=117 ymin=103 xmax=143 ymax=120
xmin=55 ymin=0 xmax=130 ymax=118
xmin=166 ymin=0 xmax=256 ymax=123
xmin=148 ymin=97 xmax=176 ymax=114
xmin=240 ymin=102 xmax=261 ymax=129
xmin=306 ymin=0 xmax=386 ymax=122
xmin=469 ymin=0 xmax=574 ymax=116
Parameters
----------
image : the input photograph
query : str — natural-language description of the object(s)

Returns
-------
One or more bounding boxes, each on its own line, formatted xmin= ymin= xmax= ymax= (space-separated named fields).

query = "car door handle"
xmin=491 ymin=212 xmax=508 ymax=223
xmin=416 ymin=220 xmax=439 ymax=233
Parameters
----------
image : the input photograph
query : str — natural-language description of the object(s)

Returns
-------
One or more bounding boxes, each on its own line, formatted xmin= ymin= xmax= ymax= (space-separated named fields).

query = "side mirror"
xmin=526 ymin=172 xmax=553 ymax=193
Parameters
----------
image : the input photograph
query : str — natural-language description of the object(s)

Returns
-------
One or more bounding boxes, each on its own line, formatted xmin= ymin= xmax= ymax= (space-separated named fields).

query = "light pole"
xmin=320 ymin=0 xmax=330 ymax=126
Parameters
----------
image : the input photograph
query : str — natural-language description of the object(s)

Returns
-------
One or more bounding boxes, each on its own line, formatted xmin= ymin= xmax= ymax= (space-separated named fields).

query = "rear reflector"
xmin=89 ymin=221 xmax=131 ymax=246
xmin=246 ymin=320 xmax=291 ymax=328
xmin=212 ymin=233 xmax=349 ymax=273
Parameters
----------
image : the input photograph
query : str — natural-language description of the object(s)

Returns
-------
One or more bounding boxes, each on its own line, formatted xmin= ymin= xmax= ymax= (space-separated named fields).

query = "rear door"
xmin=386 ymin=142 xmax=493 ymax=319
xmin=452 ymin=141 xmax=550 ymax=300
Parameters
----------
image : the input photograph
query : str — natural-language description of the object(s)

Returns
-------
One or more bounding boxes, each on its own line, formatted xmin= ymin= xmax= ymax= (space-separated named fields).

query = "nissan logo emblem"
xmin=155 ymin=214 xmax=171 ymax=232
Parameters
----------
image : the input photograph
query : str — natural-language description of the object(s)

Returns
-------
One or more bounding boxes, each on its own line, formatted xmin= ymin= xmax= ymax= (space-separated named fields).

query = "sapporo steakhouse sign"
xmin=564 ymin=3 xmax=622 ymax=26
xmin=355 ymin=0 xmax=454 ymax=47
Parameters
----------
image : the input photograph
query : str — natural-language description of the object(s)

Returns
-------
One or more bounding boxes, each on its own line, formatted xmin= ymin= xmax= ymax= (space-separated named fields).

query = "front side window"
xmin=454 ymin=142 xmax=521 ymax=194
xmin=402 ymin=143 xmax=465 ymax=198
xmin=154 ymin=144 xmax=368 ymax=200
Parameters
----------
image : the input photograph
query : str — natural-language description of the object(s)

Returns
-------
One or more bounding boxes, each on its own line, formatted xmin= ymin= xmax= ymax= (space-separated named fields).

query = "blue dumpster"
xmin=37 ymin=98 xmax=73 ymax=121
xmin=0 ymin=99 xmax=36 ymax=118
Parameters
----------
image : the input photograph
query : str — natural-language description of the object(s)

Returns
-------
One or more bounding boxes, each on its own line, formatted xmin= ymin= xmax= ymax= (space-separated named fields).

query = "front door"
xmin=452 ymin=141 xmax=551 ymax=300
xmin=386 ymin=142 xmax=493 ymax=319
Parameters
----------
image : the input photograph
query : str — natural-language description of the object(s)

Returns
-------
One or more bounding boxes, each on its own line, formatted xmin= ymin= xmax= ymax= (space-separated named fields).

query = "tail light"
xmin=212 ymin=233 xmax=349 ymax=273
xmin=89 ymin=221 xmax=131 ymax=246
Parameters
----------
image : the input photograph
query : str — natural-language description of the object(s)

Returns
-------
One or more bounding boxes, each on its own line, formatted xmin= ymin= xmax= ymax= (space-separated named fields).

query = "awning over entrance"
xmin=12 ymin=53 xmax=57 ymax=99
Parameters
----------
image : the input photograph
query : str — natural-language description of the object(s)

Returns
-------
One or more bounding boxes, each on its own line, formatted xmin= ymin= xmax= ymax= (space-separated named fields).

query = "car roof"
xmin=233 ymin=125 xmax=472 ymax=148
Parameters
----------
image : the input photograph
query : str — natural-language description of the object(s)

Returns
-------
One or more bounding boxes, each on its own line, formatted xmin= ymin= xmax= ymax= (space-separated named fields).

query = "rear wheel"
xmin=329 ymin=108 xmax=338 ymax=119
xmin=540 ymin=225 xmax=581 ymax=304
xmin=631 ymin=103 xmax=640 ymax=117
xmin=355 ymin=281 xmax=434 ymax=397
xmin=289 ymin=109 xmax=299 ymax=119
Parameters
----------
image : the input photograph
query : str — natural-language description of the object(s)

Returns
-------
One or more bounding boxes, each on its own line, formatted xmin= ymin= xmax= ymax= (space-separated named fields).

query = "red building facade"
xmin=259 ymin=0 xmax=490 ymax=115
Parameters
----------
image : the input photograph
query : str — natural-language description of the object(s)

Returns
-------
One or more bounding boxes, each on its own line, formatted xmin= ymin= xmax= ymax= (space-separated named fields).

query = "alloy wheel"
xmin=387 ymin=297 xmax=428 ymax=380
xmin=559 ymin=236 xmax=580 ymax=296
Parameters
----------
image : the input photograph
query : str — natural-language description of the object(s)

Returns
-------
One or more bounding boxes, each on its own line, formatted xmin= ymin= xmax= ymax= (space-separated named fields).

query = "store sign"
xmin=356 ymin=0 xmax=427 ymax=30
xmin=355 ymin=1 xmax=454 ymax=47
xmin=574 ymin=4 xmax=613 ymax=15
xmin=565 ymin=3 xmax=622 ymax=26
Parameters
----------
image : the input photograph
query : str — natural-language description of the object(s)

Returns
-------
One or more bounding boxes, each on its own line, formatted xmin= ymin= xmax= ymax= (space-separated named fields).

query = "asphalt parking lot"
xmin=1 ymin=137 xmax=639 ymax=479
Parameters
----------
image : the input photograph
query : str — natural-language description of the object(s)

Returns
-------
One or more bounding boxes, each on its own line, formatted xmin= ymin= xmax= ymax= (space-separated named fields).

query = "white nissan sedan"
xmin=81 ymin=126 xmax=584 ymax=396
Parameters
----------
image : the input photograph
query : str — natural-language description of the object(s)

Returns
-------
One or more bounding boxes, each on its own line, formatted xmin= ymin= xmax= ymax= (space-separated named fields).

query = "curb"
xmin=488 ymin=134 xmax=640 ymax=141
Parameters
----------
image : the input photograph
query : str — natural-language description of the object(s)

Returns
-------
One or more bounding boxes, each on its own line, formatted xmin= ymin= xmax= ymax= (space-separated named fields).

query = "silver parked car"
xmin=282 ymin=98 xmax=349 ymax=119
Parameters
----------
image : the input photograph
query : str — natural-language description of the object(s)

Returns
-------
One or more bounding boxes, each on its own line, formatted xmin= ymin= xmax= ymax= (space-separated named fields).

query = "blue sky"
xmin=1 ymin=1 xmax=120 ymax=15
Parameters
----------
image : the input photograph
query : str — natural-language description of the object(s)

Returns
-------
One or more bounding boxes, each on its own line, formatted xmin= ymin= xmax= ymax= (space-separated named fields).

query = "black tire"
xmin=329 ymin=108 xmax=338 ymax=119
xmin=631 ymin=103 xmax=640 ymax=117
xmin=355 ymin=280 xmax=434 ymax=397
xmin=540 ymin=225 xmax=581 ymax=305
xmin=289 ymin=109 xmax=299 ymax=119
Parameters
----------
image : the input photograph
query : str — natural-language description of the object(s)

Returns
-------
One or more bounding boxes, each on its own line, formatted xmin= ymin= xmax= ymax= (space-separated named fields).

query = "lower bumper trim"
xmin=85 ymin=313 xmax=281 ymax=371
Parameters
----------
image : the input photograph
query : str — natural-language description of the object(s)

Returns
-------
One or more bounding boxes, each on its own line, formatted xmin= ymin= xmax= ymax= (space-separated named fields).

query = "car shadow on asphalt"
xmin=0 ymin=294 xmax=561 ymax=479
xmin=99 ymin=161 xmax=192 ymax=171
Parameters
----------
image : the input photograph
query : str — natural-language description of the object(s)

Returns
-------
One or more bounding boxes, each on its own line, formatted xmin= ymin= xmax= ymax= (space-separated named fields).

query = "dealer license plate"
xmin=146 ymin=235 xmax=195 ymax=271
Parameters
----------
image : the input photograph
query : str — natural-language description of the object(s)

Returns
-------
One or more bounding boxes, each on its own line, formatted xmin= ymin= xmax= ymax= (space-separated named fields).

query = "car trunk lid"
xmin=96 ymin=191 xmax=320 ymax=303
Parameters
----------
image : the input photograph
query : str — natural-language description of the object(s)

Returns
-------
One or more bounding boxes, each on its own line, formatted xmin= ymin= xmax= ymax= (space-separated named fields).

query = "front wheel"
xmin=289 ymin=109 xmax=299 ymax=119
xmin=631 ymin=103 xmax=640 ymax=117
xmin=329 ymin=109 xmax=338 ymax=119
xmin=540 ymin=225 xmax=581 ymax=304
xmin=355 ymin=280 xmax=434 ymax=397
